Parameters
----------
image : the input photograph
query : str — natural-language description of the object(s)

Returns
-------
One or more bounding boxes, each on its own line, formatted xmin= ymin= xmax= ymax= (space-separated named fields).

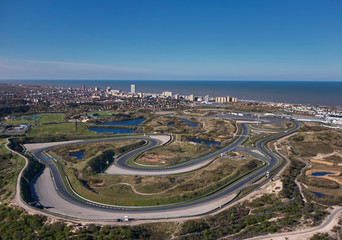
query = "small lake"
xmin=313 ymin=192 xmax=326 ymax=198
xmin=168 ymin=123 xmax=175 ymax=126
xmin=188 ymin=138 xmax=221 ymax=147
xmin=311 ymin=172 xmax=334 ymax=177
xmin=182 ymin=119 xmax=198 ymax=127
xmin=69 ymin=150 xmax=85 ymax=160
xmin=88 ymin=127 xmax=137 ymax=134
xmin=100 ymin=118 xmax=146 ymax=126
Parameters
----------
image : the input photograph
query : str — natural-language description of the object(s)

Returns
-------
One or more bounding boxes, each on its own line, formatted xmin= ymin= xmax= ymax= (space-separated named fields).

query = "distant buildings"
xmin=162 ymin=91 xmax=173 ymax=97
xmin=215 ymin=96 xmax=237 ymax=103
xmin=88 ymin=83 xmax=238 ymax=104
xmin=205 ymin=95 xmax=209 ymax=102
xmin=131 ymin=84 xmax=136 ymax=94
xmin=189 ymin=94 xmax=194 ymax=101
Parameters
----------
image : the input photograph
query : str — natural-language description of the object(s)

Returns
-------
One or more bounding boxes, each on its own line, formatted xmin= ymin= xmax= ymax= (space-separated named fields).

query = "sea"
xmin=1 ymin=80 xmax=342 ymax=107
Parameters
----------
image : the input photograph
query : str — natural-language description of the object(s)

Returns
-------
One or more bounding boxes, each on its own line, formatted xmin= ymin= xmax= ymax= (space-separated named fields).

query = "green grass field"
xmin=39 ymin=114 xmax=64 ymax=123
xmin=28 ymin=122 xmax=95 ymax=137
xmin=4 ymin=114 xmax=64 ymax=125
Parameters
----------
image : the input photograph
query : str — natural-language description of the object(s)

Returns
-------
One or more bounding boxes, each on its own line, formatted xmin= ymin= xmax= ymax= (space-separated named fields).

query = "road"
xmin=23 ymin=120 xmax=299 ymax=220
xmin=249 ymin=206 xmax=342 ymax=240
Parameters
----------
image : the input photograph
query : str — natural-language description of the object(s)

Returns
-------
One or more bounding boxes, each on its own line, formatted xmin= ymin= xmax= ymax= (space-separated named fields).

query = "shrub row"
xmin=8 ymin=139 xmax=44 ymax=203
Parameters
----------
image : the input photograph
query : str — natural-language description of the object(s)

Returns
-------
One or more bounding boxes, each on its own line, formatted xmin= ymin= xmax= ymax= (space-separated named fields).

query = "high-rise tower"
xmin=131 ymin=84 xmax=136 ymax=94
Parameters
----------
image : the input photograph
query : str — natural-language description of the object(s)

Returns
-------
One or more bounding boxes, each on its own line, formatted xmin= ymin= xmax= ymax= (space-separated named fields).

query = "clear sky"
xmin=1 ymin=0 xmax=341 ymax=81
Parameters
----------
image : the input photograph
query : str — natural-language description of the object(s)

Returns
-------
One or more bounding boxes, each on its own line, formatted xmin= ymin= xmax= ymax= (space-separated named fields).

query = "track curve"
xmin=26 ymin=120 xmax=299 ymax=220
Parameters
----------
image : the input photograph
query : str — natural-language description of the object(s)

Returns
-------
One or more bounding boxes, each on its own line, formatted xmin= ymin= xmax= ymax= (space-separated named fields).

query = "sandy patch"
xmin=139 ymin=153 xmax=166 ymax=164
xmin=91 ymin=181 xmax=104 ymax=187
xmin=312 ymin=151 xmax=342 ymax=161
xmin=249 ymin=179 xmax=283 ymax=201
xmin=263 ymin=179 xmax=283 ymax=195
xmin=310 ymin=159 xmax=334 ymax=166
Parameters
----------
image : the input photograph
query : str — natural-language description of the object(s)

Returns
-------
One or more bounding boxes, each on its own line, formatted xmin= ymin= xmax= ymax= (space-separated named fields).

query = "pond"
xmin=313 ymin=192 xmax=326 ymax=198
xmin=182 ymin=119 xmax=198 ymax=128
xmin=88 ymin=127 xmax=138 ymax=134
xmin=311 ymin=172 xmax=334 ymax=177
xmin=69 ymin=150 xmax=85 ymax=160
xmin=100 ymin=118 xmax=146 ymax=126
xmin=168 ymin=123 xmax=176 ymax=127
xmin=188 ymin=138 xmax=221 ymax=147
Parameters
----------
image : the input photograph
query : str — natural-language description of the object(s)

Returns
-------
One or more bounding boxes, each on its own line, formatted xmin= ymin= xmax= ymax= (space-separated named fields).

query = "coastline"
xmin=2 ymin=80 xmax=341 ymax=107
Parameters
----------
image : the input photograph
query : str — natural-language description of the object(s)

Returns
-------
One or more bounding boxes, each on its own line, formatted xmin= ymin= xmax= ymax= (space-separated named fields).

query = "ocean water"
xmin=2 ymin=80 xmax=342 ymax=107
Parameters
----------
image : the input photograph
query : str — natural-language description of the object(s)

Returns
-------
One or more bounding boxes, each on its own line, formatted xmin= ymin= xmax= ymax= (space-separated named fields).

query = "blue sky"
xmin=1 ymin=0 xmax=341 ymax=80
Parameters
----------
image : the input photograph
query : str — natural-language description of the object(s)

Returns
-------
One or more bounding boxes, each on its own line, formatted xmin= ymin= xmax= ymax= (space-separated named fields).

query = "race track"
xmin=24 ymin=120 xmax=299 ymax=221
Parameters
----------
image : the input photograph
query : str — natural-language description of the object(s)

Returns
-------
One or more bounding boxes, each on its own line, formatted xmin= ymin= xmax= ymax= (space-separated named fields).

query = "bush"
xmin=8 ymin=139 xmax=44 ymax=203
xmin=87 ymin=150 xmax=115 ymax=174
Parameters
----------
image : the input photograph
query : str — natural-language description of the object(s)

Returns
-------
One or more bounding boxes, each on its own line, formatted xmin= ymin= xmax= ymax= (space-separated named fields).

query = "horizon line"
xmin=2 ymin=79 xmax=342 ymax=82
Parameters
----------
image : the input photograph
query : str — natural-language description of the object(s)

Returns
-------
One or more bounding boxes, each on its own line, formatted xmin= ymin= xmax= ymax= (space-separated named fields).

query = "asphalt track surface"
xmin=28 ymin=120 xmax=299 ymax=219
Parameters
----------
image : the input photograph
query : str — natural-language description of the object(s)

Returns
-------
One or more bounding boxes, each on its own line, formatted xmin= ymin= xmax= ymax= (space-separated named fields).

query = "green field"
xmin=39 ymin=114 xmax=64 ymax=123
xmin=28 ymin=122 xmax=95 ymax=137
xmin=4 ymin=114 xmax=64 ymax=125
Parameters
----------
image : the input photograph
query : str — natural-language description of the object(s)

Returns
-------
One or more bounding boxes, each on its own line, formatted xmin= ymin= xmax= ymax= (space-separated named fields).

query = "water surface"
xmin=188 ymin=138 xmax=221 ymax=147
xmin=313 ymin=192 xmax=326 ymax=198
xmin=100 ymin=118 xmax=146 ymax=126
xmin=88 ymin=127 xmax=137 ymax=134
xmin=311 ymin=172 xmax=334 ymax=177
xmin=69 ymin=150 xmax=85 ymax=160
xmin=182 ymin=119 xmax=198 ymax=128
